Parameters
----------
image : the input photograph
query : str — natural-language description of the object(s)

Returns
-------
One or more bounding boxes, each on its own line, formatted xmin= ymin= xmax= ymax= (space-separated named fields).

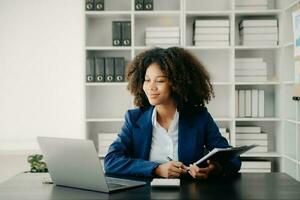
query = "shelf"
xmin=185 ymin=11 xmax=231 ymax=17
xmin=282 ymin=155 xmax=300 ymax=164
xmin=235 ymin=81 xmax=280 ymax=85
xmin=284 ymin=119 xmax=299 ymax=124
xmin=185 ymin=46 xmax=232 ymax=50
xmin=235 ymin=118 xmax=280 ymax=121
xmin=214 ymin=117 xmax=232 ymax=121
xmin=241 ymin=152 xmax=281 ymax=158
xmin=283 ymin=81 xmax=295 ymax=85
xmin=85 ymin=11 xmax=131 ymax=18
xmin=212 ymin=82 xmax=232 ymax=85
xmin=282 ymin=42 xmax=293 ymax=48
xmin=234 ymin=9 xmax=282 ymax=16
xmin=86 ymin=82 xmax=127 ymax=86
xmin=134 ymin=11 xmax=180 ymax=16
xmin=86 ymin=118 xmax=125 ymax=122
xmin=235 ymin=45 xmax=280 ymax=50
xmin=86 ymin=46 xmax=132 ymax=51
xmin=284 ymin=0 xmax=300 ymax=11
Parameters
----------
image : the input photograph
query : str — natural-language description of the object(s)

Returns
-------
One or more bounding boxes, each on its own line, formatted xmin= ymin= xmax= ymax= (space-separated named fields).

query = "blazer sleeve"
xmin=104 ymin=110 xmax=160 ymax=177
xmin=204 ymin=110 xmax=241 ymax=175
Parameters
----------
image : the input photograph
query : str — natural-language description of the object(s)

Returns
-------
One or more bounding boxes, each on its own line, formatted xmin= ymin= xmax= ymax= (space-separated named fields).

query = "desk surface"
xmin=0 ymin=172 xmax=299 ymax=200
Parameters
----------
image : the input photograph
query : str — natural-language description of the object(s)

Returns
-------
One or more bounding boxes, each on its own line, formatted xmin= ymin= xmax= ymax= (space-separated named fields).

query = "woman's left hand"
xmin=188 ymin=160 xmax=223 ymax=179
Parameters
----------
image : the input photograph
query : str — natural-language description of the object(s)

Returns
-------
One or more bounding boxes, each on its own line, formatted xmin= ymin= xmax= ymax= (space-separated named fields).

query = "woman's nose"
xmin=149 ymin=81 xmax=157 ymax=90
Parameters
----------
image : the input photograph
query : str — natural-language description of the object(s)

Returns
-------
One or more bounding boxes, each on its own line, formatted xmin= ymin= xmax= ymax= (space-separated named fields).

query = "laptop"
xmin=37 ymin=137 xmax=146 ymax=193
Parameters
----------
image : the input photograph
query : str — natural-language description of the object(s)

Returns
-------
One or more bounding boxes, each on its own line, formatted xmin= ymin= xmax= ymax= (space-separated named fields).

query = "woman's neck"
xmin=155 ymin=102 xmax=177 ymax=131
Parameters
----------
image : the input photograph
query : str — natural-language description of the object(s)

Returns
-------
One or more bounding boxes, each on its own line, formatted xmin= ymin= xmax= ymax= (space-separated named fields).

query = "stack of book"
xmin=239 ymin=19 xmax=278 ymax=46
xmin=193 ymin=19 xmax=230 ymax=46
xmin=235 ymin=58 xmax=267 ymax=82
xmin=219 ymin=128 xmax=230 ymax=143
xmin=235 ymin=0 xmax=268 ymax=10
xmin=235 ymin=89 xmax=265 ymax=118
xmin=98 ymin=133 xmax=118 ymax=157
xmin=240 ymin=161 xmax=271 ymax=173
xmin=236 ymin=126 xmax=268 ymax=153
xmin=145 ymin=27 xmax=180 ymax=47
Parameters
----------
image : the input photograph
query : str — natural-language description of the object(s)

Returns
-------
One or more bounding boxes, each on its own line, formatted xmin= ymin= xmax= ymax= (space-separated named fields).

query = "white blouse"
xmin=149 ymin=107 xmax=179 ymax=163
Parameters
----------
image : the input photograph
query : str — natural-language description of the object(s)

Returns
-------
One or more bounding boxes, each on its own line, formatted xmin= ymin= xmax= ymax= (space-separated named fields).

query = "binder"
xmin=105 ymin=58 xmax=114 ymax=82
xmin=112 ymin=21 xmax=122 ymax=46
xmin=86 ymin=57 xmax=95 ymax=82
xmin=85 ymin=0 xmax=94 ymax=10
xmin=94 ymin=0 xmax=104 ymax=11
xmin=95 ymin=57 xmax=105 ymax=82
xmin=121 ymin=21 xmax=131 ymax=46
xmin=144 ymin=0 xmax=153 ymax=10
xmin=114 ymin=57 xmax=125 ymax=82
xmin=135 ymin=0 xmax=143 ymax=10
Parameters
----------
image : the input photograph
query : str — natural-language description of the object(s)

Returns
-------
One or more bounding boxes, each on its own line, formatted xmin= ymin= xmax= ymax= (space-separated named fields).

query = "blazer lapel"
xmin=136 ymin=107 xmax=154 ymax=160
xmin=178 ymin=114 xmax=197 ymax=165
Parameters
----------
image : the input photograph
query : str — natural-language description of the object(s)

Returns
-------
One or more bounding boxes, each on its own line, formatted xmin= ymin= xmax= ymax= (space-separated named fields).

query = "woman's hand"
xmin=188 ymin=160 xmax=223 ymax=179
xmin=154 ymin=161 xmax=188 ymax=178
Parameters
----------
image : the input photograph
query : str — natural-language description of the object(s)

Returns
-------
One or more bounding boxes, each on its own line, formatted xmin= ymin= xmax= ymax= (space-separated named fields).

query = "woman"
xmin=104 ymin=47 xmax=241 ymax=179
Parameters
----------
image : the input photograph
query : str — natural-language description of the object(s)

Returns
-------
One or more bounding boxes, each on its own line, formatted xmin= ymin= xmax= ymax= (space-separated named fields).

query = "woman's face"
xmin=143 ymin=63 xmax=173 ymax=106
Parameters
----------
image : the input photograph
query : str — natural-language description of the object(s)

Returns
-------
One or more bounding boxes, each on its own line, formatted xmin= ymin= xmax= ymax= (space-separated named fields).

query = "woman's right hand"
xmin=154 ymin=161 xmax=188 ymax=178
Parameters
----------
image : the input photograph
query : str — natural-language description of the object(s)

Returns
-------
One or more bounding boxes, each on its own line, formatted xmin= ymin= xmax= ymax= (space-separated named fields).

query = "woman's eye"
xmin=144 ymin=79 xmax=150 ymax=82
xmin=156 ymin=80 xmax=165 ymax=83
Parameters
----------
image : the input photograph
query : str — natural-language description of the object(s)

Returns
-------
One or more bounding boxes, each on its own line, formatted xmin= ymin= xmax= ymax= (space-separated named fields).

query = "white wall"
xmin=0 ymin=0 xmax=85 ymax=150
xmin=0 ymin=0 xmax=85 ymax=182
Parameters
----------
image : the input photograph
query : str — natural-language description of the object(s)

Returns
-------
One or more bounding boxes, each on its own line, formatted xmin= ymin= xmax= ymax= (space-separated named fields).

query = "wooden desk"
xmin=0 ymin=173 xmax=299 ymax=200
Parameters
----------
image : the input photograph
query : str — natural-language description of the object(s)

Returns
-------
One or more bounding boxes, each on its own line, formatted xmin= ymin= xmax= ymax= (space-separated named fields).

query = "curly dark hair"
xmin=126 ymin=47 xmax=214 ymax=114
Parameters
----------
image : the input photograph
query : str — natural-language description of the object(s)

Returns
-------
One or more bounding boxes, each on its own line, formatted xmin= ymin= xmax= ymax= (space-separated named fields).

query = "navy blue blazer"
xmin=104 ymin=106 xmax=241 ymax=177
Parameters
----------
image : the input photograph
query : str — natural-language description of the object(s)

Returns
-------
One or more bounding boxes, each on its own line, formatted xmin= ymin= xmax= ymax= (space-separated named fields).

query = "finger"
xmin=170 ymin=165 xmax=184 ymax=174
xmin=193 ymin=164 xmax=210 ymax=174
xmin=168 ymin=171 xmax=181 ymax=178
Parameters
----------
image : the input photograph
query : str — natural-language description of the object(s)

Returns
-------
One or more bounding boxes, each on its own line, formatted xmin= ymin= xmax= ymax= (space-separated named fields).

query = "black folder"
xmin=194 ymin=145 xmax=258 ymax=167
xmin=121 ymin=21 xmax=131 ymax=46
xmin=144 ymin=0 xmax=153 ymax=10
xmin=85 ymin=0 xmax=94 ymax=10
xmin=112 ymin=21 xmax=122 ymax=46
xmin=95 ymin=57 xmax=105 ymax=82
xmin=86 ymin=57 xmax=95 ymax=82
xmin=114 ymin=57 xmax=125 ymax=82
xmin=94 ymin=0 xmax=104 ymax=11
xmin=135 ymin=0 xmax=143 ymax=10
xmin=105 ymin=58 xmax=115 ymax=82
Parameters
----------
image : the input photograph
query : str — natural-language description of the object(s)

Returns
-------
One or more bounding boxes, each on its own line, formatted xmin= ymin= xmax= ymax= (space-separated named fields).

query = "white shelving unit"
xmin=85 ymin=0 xmax=300 ymax=181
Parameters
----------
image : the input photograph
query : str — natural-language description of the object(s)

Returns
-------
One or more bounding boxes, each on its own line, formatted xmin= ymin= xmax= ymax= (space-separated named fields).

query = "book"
xmin=241 ymin=33 xmax=278 ymax=41
xmin=251 ymin=89 xmax=259 ymax=117
xmin=235 ymin=0 xmax=268 ymax=6
xmin=236 ymin=133 xmax=267 ymax=140
xmin=194 ymin=20 xmax=230 ymax=27
xmin=245 ymin=90 xmax=252 ymax=117
xmin=114 ymin=57 xmax=125 ymax=82
xmin=104 ymin=57 xmax=114 ymax=82
xmin=235 ymin=76 xmax=267 ymax=82
xmin=242 ymin=40 xmax=278 ymax=46
xmin=239 ymin=20 xmax=277 ymax=28
xmin=194 ymin=41 xmax=229 ymax=46
xmin=86 ymin=57 xmax=95 ymax=82
xmin=193 ymin=34 xmax=229 ymax=41
xmin=121 ymin=21 xmax=131 ymax=46
xmin=146 ymin=38 xmax=180 ymax=44
xmin=194 ymin=27 xmax=230 ymax=34
xmin=235 ymin=63 xmax=267 ymax=70
xmin=258 ymin=90 xmax=265 ymax=117
xmin=146 ymin=31 xmax=180 ymax=38
xmin=240 ymin=27 xmax=278 ymax=34
xmin=235 ymin=90 xmax=239 ymax=117
xmin=236 ymin=126 xmax=261 ymax=133
xmin=151 ymin=179 xmax=180 ymax=187
xmin=112 ymin=21 xmax=122 ymax=46
xmin=238 ymin=90 xmax=245 ymax=117
xmin=95 ymin=57 xmax=105 ymax=82
xmin=242 ymin=161 xmax=271 ymax=169
xmin=236 ymin=139 xmax=268 ymax=146
xmin=240 ymin=168 xmax=271 ymax=173
xmin=145 ymin=27 xmax=179 ymax=32
xmin=194 ymin=145 xmax=258 ymax=167
xmin=144 ymin=0 xmax=153 ymax=10
xmin=94 ymin=0 xmax=104 ymax=11
xmin=235 ymin=69 xmax=267 ymax=76
xmin=135 ymin=0 xmax=143 ymax=10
